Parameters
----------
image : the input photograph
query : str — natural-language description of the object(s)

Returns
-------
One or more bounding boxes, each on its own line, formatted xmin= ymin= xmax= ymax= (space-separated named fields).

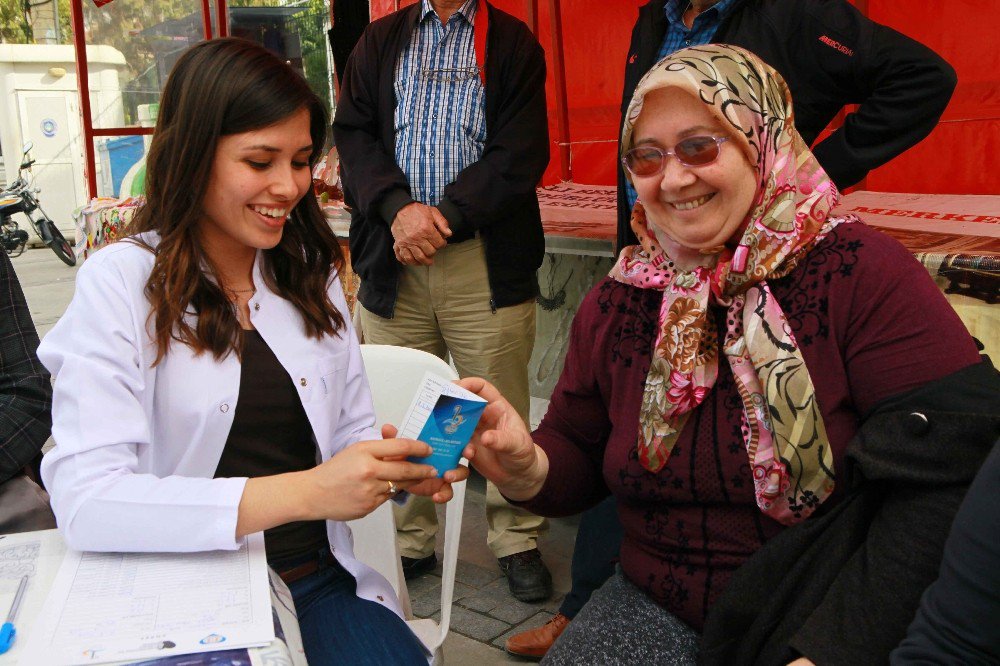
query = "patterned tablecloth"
xmin=833 ymin=191 xmax=1000 ymax=304
xmin=534 ymin=184 xmax=1000 ymax=302
xmin=74 ymin=197 xmax=145 ymax=261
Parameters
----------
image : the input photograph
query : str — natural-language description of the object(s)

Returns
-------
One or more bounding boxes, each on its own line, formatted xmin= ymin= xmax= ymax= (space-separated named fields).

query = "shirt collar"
xmin=664 ymin=0 xmax=743 ymax=29
xmin=419 ymin=0 xmax=479 ymax=26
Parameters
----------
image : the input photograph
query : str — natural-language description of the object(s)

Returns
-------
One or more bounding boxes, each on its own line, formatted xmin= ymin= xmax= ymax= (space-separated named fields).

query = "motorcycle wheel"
xmin=41 ymin=220 xmax=77 ymax=266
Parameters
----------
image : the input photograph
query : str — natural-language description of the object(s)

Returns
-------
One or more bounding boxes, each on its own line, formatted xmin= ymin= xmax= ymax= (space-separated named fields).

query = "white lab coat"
xmin=39 ymin=233 xmax=404 ymax=618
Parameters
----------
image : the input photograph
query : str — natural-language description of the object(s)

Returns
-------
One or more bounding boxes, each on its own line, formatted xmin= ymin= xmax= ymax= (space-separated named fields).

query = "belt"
xmin=274 ymin=549 xmax=336 ymax=585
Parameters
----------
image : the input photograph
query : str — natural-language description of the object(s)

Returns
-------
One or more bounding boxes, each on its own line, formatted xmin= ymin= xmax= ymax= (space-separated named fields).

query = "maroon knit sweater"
xmin=524 ymin=222 xmax=981 ymax=632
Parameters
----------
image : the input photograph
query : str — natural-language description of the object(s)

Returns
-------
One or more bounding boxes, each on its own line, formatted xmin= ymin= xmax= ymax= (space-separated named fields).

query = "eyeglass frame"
xmin=621 ymin=135 xmax=730 ymax=177
xmin=419 ymin=65 xmax=483 ymax=82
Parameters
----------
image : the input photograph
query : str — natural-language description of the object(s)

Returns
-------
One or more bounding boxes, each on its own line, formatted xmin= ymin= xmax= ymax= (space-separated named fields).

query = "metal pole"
xmin=854 ymin=0 xmax=868 ymax=190
xmin=547 ymin=0 xmax=572 ymax=181
xmin=70 ymin=0 xmax=97 ymax=199
xmin=200 ymin=0 xmax=213 ymax=38
xmin=216 ymin=0 xmax=228 ymax=37
xmin=524 ymin=0 xmax=537 ymax=36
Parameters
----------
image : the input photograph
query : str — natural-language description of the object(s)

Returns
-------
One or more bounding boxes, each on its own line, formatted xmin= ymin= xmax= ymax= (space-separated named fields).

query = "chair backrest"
xmin=350 ymin=344 xmax=464 ymax=654
xmin=362 ymin=345 xmax=458 ymax=427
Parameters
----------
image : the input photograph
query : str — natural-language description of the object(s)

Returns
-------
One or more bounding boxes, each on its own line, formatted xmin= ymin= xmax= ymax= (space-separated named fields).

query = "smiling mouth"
xmin=250 ymin=204 xmax=289 ymax=219
xmin=671 ymin=194 xmax=715 ymax=211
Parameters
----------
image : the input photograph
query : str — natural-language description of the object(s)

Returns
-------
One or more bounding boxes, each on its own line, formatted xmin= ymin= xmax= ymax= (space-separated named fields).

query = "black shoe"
xmin=497 ymin=548 xmax=552 ymax=602
xmin=401 ymin=553 xmax=437 ymax=580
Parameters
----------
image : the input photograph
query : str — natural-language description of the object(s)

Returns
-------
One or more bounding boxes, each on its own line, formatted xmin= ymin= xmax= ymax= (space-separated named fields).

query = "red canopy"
xmin=370 ymin=0 xmax=999 ymax=195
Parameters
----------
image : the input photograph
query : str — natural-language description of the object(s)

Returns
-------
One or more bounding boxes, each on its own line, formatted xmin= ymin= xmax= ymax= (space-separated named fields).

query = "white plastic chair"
xmin=349 ymin=344 xmax=466 ymax=663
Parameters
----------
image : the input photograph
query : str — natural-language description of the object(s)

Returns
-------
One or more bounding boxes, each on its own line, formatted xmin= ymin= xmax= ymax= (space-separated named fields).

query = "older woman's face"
xmin=631 ymin=87 xmax=757 ymax=252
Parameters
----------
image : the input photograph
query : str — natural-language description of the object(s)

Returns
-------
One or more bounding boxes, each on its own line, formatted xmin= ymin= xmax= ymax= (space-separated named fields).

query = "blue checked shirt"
xmin=625 ymin=0 xmax=744 ymax=209
xmin=394 ymin=0 xmax=487 ymax=207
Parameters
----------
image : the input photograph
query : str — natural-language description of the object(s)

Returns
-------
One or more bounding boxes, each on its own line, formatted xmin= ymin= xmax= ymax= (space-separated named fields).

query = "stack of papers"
xmin=9 ymin=532 xmax=272 ymax=665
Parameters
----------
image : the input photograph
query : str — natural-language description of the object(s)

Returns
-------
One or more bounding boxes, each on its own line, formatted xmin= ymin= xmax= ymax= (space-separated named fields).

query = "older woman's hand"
xmin=457 ymin=377 xmax=549 ymax=502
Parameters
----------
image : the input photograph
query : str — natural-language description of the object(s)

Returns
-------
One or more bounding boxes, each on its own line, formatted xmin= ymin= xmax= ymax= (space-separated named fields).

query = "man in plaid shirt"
xmin=0 ymin=251 xmax=52 ymax=513
xmin=335 ymin=0 xmax=553 ymax=602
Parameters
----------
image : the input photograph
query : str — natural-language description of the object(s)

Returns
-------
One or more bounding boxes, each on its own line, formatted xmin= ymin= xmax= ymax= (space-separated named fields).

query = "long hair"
xmin=129 ymin=37 xmax=345 ymax=364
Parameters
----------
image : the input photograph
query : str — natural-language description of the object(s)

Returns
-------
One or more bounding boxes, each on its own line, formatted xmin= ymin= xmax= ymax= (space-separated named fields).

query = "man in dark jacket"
xmin=333 ymin=0 xmax=553 ymax=602
xmin=0 ymin=250 xmax=55 ymax=534
xmin=615 ymin=0 xmax=957 ymax=250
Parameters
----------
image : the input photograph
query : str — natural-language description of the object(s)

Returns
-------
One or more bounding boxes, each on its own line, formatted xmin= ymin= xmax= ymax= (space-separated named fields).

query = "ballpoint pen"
xmin=0 ymin=575 xmax=29 ymax=654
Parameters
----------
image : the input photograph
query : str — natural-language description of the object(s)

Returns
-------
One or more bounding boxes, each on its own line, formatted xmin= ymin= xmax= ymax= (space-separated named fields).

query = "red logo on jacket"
xmin=818 ymin=35 xmax=854 ymax=57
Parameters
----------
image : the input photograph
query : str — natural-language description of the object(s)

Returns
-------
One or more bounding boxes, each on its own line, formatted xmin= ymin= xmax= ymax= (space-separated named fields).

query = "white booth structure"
xmin=0 ymin=44 xmax=126 ymax=235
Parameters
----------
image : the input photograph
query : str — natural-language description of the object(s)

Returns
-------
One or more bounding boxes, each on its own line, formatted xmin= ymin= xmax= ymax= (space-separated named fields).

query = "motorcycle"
xmin=1 ymin=142 xmax=76 ymax=266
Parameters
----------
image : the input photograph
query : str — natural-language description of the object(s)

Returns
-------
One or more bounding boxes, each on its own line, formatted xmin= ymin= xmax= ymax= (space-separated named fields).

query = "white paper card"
xmin=396 ymin=372 xmax=486 ymax=441
xmin=21 ymin=533 xmax=273 ymax=665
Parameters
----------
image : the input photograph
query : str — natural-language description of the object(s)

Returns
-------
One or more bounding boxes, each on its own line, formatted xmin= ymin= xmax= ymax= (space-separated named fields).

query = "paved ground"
xmin=10 ymin=246 xmax=579 ymax=664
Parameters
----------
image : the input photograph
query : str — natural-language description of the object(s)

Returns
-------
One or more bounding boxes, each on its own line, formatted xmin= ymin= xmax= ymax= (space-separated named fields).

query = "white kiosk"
xmin=0 ymin=44 xmax=126 ymax=235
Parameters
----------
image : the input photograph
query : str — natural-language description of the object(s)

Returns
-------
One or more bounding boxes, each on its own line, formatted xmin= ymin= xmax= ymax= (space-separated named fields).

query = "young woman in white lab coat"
xmin=38 ymin=38 xmax=464 ymax=665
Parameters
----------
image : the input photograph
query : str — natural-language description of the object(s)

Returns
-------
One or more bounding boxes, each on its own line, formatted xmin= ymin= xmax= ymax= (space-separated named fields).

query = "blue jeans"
xmin=287 ymin=560 xmax=427 ymax=665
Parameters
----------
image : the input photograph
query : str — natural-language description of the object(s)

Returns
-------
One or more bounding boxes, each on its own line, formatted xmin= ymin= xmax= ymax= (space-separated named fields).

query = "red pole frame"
xmin=201 ymin=0 xmax=213 ymax=40
xmin=72 ymin=0 xmax=217 ymax=199
xmin=215 ymin=0 xmax=228 ymax=37
xmin=547 ymin=0 xmax=572 ymax=181
xmin=70 ymin=0 xmax=99 ymax=199
xmin=524 ymin=0 xmax=537 ymax=36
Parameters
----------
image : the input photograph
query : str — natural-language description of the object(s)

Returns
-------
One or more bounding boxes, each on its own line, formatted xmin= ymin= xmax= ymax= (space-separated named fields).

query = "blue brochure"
xmin=399 ymin=373 xmax=487 ymax=477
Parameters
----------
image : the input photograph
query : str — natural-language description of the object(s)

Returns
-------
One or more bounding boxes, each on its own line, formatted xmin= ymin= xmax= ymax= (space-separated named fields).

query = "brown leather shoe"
xmin=505 ymin=613 xmax=571 ymax=659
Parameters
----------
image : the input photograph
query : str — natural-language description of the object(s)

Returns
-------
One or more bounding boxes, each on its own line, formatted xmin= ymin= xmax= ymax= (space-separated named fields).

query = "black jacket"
xmin=0 ymin=251 xmax=51 ymax=484
xmin=700 ymin=359 xmax=1000 ymax=666
xmin=617 ymin=0 xmax=957 ymax=250
xmin=333 ymin=2 xmax=548 ymax=318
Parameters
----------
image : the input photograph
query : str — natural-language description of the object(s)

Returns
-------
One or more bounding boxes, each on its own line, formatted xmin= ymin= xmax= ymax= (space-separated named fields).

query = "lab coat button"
xmin=300 ymin=378 xmax=307 ymax=387
xmin=220 ymin=403 xmax=229 ymax=413
xmin=254 ymin=303 xmax=260 ymax=311
xmin=377 ymin=595 xmax=384 ymax=602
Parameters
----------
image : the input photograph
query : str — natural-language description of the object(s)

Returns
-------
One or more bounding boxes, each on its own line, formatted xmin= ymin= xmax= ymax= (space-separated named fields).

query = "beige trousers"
xmin=360 ymin=238 xmax=547 ymax=559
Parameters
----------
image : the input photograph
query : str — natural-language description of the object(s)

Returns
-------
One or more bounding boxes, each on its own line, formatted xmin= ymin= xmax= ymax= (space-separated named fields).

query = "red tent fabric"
xmin=368 ymin=1 xmax=999 ymax=195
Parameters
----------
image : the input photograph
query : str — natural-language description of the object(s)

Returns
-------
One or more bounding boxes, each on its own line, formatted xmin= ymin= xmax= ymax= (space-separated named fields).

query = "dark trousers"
xmin=287 ymin=559 xmax=427 ymax=665
xmin=559 ymin=495 xmax=624 ymax=618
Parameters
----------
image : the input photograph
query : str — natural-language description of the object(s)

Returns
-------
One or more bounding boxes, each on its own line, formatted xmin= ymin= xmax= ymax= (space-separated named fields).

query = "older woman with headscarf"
xmin=457 ymin=45 xmax=999 ymax=666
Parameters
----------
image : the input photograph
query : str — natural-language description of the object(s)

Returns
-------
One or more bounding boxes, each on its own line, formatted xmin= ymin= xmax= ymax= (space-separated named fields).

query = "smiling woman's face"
xmin=199 ymin=107 xmax=314 ymax=262
xmin=631 ymin=87 xmax=757 ymax=252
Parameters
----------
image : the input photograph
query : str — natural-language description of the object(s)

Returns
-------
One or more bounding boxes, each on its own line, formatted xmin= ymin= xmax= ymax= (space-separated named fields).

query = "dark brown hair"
xmin=129 ymin=37 xmax=345 ymax=364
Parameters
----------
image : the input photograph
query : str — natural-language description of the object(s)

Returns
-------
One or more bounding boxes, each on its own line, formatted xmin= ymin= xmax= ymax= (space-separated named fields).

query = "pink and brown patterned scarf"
xmin=614 ymin=45 xmax=859 ymax=524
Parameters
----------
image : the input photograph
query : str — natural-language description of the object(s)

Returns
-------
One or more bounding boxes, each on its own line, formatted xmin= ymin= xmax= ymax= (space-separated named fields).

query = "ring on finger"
xmin=386 ymin=480 xmax=399 ymax=496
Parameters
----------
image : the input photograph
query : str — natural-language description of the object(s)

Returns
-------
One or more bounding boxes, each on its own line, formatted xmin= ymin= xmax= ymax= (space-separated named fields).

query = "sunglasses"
xmin=622 ymin=136 xmax=729 ymax=177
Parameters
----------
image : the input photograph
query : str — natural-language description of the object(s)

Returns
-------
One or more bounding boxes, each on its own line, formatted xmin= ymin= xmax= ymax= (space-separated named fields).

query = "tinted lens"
xmin=624 ymin=147 xmax=664 ymax=176
xmin=675 ymin=136 xmax=720 ymax=166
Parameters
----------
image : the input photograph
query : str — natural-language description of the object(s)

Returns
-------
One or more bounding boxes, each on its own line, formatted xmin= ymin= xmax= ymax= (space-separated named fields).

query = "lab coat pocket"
xmin=317 ymin=351 xmax=349 ymax=401
xmin=294 ymin=351 xmax=348 ymax=406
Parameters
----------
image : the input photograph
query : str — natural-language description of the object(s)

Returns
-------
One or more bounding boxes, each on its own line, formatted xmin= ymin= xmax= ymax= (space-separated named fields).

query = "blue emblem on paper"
xmin=410 ymin=395 xmax=486 ymax=476
xmin=199 ymin=633 xmax=226 ymax=645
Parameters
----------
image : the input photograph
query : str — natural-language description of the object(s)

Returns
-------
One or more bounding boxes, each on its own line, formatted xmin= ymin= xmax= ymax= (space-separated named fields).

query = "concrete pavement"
xmin=9 ymin=246 xmax=580 ymax=664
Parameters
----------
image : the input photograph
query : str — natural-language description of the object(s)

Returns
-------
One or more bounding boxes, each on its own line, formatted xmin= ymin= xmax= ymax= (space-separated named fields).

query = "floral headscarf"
xmin=613 ymin=44 xmax=859 ymax=524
